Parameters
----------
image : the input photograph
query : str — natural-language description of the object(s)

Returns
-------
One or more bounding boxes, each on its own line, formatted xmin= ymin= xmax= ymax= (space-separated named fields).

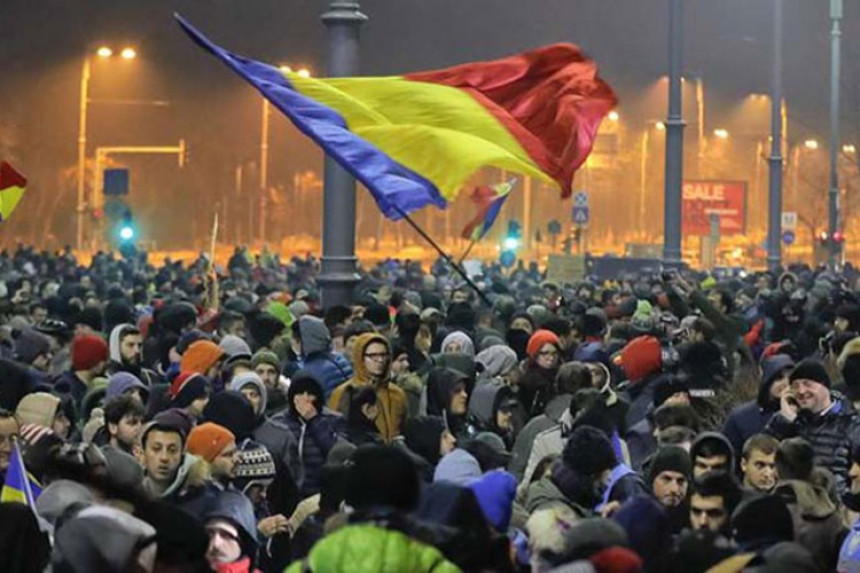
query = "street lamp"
xmin=77 ymin=44 xmax=139 ymax=252
xmin=713 ymin=128 xmax=729 ymax=140
xmin=844 ymin=144 xmax=856 ymax=154
xmin=804 ymin=139 xmax=819 ymax=150
xmin=607 ymin=111 xmax=620 ymax=122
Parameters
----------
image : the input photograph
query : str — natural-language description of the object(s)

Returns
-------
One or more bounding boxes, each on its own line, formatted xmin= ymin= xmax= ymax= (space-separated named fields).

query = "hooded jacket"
xmin=229 ymin=372 xmax=301 ymax=483
xmin=690 ymin=431 xmax=736 ymax=473
xmin=272 ymin=372 xmax=342 ymax=497
xmin=329 ymin=333 xmax=407 ymax=443
xmin=465 ymin=381 xmax=515 ymax=446
xmin=205 ymin=490 xmax=260 ymax=567
xmin=293 ymin=316 xmax=353 ymax=398
xmin=774 ymin=479 xmax=845 ymax=570
xmin=426 ymin=367 xmax=470 ymax=438
xmin=722 ymin=354 xmax=794 ymax=456
xmin=142 ymin=452 xmax=208 ymax=500
xmin=15 ymin=392 xmax=60 ymax=428
xmin=107 ymin=323 xmax=160 ymax=387
xmin=509 ymin=393 xmax=571 ymax=480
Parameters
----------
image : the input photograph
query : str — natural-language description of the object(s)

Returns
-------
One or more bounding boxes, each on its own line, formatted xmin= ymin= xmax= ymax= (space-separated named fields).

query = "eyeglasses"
xmin=364 ymin=352 xmax=390 ymax=361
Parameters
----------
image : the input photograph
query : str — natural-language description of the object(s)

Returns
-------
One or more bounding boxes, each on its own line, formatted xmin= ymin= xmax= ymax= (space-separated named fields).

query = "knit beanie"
xmin=562 ymin=425 xmax=618 ymax=476
xmin=187 ymin=422 xmax=235 ymax=463
xmin=647 ymin=446 xmax=691 ymax=485
xmin=15 ymin=328 xmax=51 ymax=364
xmin=526 ymin=329 xmax=562 ymax=360
xmin=169 ymin=372 xmax=210 ymax=409
xmin=106 ymin=372 xmax=149 ymax=402
xmin=71 ymin=335 xmax=109 ymax=371
xmin=468 ymin=470 xmax=518 ymax=531
xmin=219 ymin=335 xmax=252 ymax=361
xmin=141 ymin=409 xmax=194 ymax=446
xmin=232 ymin=441 xmax=277 ymax=494
xmin=619 ymin=336 xmax=662 ymax=382
xmin=731 ymin=494 xmax=794 ymax=547
xmin=250 ymin=350 xmax=280 ymax=372
xmin=789 ymin=359 xmax=831 ymax=389
xmin=179 ymin=340 xmax=224 ymax=375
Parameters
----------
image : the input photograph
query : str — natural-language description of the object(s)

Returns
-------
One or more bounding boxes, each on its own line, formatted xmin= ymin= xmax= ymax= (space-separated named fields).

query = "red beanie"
xmin=72 ymin=334 xmax=109 ymax=371
xmin=619 ymin=336 xmax=662 ymax=382
xmin=187 ymin=422 xmax=235 ymax=463
xmin=526 ymin=329 xmax=562 ymax=360
xmin=590 ymin=546 xmax=644 ymax=573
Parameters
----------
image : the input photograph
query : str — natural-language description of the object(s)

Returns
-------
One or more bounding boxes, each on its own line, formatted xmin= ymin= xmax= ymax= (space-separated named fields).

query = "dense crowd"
xmin=3 ymin=244 xmax=860 ymax=572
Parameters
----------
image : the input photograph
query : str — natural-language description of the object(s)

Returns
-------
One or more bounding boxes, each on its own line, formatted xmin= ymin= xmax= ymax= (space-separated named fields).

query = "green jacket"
xmin=286 ymin=524 xmax=461 ymax=573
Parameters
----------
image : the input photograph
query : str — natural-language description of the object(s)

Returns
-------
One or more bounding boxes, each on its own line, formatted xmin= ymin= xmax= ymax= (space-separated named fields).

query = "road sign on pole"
xmin=782 ymin=230 xmax=796 ymax=245
xmin=781 ymin=211 xmax=798 ymax=231
xmin=572 ymin=192 xmax=590 ymax=225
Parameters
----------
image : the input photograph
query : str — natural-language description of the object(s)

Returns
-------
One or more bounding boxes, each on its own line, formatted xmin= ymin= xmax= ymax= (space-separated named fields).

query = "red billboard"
xmin=681 ymin=180 xmax=747 ymax=236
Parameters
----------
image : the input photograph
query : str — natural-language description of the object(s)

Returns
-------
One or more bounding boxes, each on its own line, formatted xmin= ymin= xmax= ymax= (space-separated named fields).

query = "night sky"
xmin=0 ymin=0 xmax=857 ymax=249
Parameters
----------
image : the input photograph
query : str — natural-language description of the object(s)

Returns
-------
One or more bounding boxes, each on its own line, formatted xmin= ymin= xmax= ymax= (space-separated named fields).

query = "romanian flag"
xmin=0 ymin=162 xmax=26 ymax=222
xmin=0 ymin=441 xmax=42 ymax=506
xmin=177 ymin=15 xmax=617 ymax=220
xmin=461 ymin=180 xmax=516 ymax=241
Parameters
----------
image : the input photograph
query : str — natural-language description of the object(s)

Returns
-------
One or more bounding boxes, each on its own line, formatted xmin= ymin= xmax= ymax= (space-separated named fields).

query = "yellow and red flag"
xmin=177 ymin=15 xmax=616 ymax=220
xmin=0 ymin=161 xmax=27 ymax=222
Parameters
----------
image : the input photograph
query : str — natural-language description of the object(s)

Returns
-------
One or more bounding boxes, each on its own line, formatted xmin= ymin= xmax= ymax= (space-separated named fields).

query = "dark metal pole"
xmin=663 ymin=0 xmax=685 ymax=267
xmin=828 ymin=0 xmax=842 ymax=268
xmin=318 ymin=1 xmax=367 ymax=307
xmin=766 ymin=0 xmax=784 ymax=271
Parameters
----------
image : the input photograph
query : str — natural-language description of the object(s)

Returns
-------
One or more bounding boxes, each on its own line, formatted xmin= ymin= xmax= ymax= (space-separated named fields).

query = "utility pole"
xmin=766 ymin=0 xmax=784 ymax=271
xmin=663 ymin=0 xmax=685 ymax=267
xmin=77 ymin=57 xmax=91 ymax=253
xmin=828 ymin=0 xmax=842 ymax=268
xmin=318 ymin=1 xmax=367 ymax=307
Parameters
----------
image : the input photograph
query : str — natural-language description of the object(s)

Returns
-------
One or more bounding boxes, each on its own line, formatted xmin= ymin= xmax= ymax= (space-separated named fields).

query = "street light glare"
xmin=655 ymin=122 xmax=665 ymax=131
xmin=96 ymin=46 xmax=113 ymax=58
xmin=120 ymin=47 xmax=137 ymax=60
xmin=607 ymin=111 xmax=619 ymax=122
xmin=843 ymin=144 xmax=856 ymax=154
xmin=297 ymin=68 xmax=311 ymax=78
xmin=278 ymin=65 xmax=293 ymax=74
xmin=714 ymin=128 xmax=729 ymax=139
xmin=804 ymin=139 xmax=819 ymax=150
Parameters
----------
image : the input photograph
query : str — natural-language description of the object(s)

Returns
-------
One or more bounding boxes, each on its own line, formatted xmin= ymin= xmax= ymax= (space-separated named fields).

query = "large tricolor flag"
xmin=0 ymin=441 xmax=42 ymax=506
xmin=0 ymin=162 xmax=27 ymax=222
xmin=461 ymin=180 xmax=516 ymax=241
xmin=176 ymin=15 xmax=617 ymax=220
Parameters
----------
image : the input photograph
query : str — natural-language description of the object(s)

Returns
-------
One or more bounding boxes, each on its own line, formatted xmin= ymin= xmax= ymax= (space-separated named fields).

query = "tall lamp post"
xmin=766 ymin=0 xmax=784 ymax=271
xmin=76 ymin=45 xmax=137 ymax=253
xmin=828 ymin=0 xmax=842 ymax=268
xmin=318 ymin=1 xmax=367 ymax=307
xmin=663 ymin=0 xmax=685 ymax=267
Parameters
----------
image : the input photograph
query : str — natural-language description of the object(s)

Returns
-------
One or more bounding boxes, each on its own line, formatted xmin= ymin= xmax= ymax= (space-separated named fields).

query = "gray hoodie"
xmin=298 ymin=316 xmax=332 ymax=357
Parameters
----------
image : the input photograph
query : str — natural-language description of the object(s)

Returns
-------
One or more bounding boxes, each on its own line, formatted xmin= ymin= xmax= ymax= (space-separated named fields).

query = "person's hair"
xmin=141 ymin=423 xmax=184 ymax=448
xmin=29 ymin=302 xmax=47 ymax=314
xmin=104 ymin=395 xmax=146 ymax=426
xmin=347 ymin=385 xmax=378 ymax=423
xmin=691 ymin=317 xmax=716 ymax=341
xmin=343 ymin=320 xmax=375 ymax=344
xmin=713 ymin=290 xmax=734 ymax=314
xmin=651 ymin=403 xmax=700 ymax=433
xmin=742 ymin=434 xmax=779 ymax=460
xmin=658 ymin=426 xmax=697 ymax=447
xmin=694 ymin=438 xmax=732 ymax=462
xmin=556 ymin=362 xmax=592 ymax=394
xmin=529 ymin=454 xmax=560 ymax=485
xmin=119 ymin=326 xmax=141 ymax=340
xmin=324 ymin=305 xmax=352 ymax=330
xmin=217 ymin=311 xmax=244 ymax=332
xmin=691 ymin=471 xmax=743 ymax=515
xmin=543 ymin=317 xmax=572 ymax=339
xmin=775 ymin=437 xmax=815 ymax=482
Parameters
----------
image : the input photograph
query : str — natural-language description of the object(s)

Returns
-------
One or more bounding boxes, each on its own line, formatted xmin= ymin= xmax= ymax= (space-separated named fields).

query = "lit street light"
xmin=844 ymin=144 xmax=857 ymax=154
xmin=607 ymin=110 xmax=619 ymax=122
xmin=713 ymin=128 xmax=729 ymax=140
xmin=76 ymin=44 xmax=139 ymax=252
xmin=804 ymin=139 xmax=819 ymax=150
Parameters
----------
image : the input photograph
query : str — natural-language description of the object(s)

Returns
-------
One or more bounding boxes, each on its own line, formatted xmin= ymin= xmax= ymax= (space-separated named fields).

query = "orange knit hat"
xmin=526 ymin=329 xmax=562 ymax=360
xmin=187 ymin=422 xmax=235 ymax=463
xmin=180 ymin=340 xmax=225 ymax=375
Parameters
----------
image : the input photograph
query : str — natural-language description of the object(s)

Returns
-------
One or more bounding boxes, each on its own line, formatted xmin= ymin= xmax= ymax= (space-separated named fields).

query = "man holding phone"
xmin=765 ymin=359 xmax=860 ymax=497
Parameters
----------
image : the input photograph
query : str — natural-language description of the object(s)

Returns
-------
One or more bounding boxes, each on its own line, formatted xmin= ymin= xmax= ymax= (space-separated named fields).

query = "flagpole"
xmin=396 ymin=207 xmax=492 ymax=308
xmin=457 ymin=238 xmax=477 ymax=265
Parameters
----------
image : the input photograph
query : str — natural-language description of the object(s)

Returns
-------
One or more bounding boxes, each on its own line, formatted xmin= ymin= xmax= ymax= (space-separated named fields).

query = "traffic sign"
xmin=781 ymin=212 xmax=798 ymax=231
xmin=547 ymin=220 xmax=562 ymax=235
xmin=782 ymin=230 xmax=796 ymax=245
xmin=572 ymin=192 xmax=589 ymax=224
xmin=103 ymin=169 xmax=129 ymax=196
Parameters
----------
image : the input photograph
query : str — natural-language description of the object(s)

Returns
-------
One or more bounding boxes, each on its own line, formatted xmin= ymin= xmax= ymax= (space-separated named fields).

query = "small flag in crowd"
xmin=0 ymin=161 xmax=27 ymax=222
xmin=461 ymin=180 xmax=516 ymax=242
xmin=0 ymin=440 xmax=42 ymax=506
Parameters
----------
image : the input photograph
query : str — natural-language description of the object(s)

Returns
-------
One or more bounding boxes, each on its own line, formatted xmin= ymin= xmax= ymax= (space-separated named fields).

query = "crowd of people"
xmin=3 ymin=244 xmax=860 ymax=572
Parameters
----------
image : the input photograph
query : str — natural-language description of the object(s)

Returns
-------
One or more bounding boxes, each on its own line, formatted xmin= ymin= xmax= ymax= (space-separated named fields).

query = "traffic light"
xmin=505 ymin=220 xmax=521 ymax=250
xmin=118 ymin=211 xmax=135 ymax=243
xmin=818 ymin=230 xmax=846 ymax=253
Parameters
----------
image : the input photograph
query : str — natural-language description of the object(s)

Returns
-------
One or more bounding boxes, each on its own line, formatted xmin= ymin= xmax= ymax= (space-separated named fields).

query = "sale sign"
xmin=681 ymin=180 xmax=747 ymax=236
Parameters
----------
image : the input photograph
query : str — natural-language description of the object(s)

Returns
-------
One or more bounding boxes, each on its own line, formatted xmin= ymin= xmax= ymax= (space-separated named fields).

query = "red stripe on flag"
xmin=0 ymin=162 xmax=26 ymax=191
